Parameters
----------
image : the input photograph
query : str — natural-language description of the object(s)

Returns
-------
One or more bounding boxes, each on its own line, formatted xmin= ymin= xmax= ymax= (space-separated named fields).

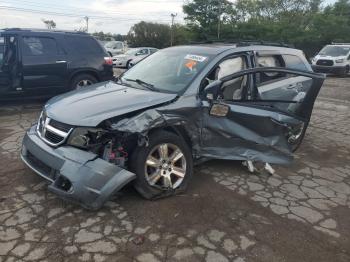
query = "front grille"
xmin=37 ymin=111 xmax=73 ymax=146
xmin=316 ymin=59 xmax=334 ymax=66
xmin=49 ymin=119 xmax=72 ymax=133
xmin=45 ymin=130 xmax=64 ymax=144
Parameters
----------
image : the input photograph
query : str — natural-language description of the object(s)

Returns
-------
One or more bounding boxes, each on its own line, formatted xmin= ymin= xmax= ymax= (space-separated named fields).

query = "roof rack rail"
xmin=237 ymin=40 xmax=294 ymax=48
xmin=188 ymin=39 xmax=294 ymax=48
xmin=2 ymin=28 xmax=88 ymax=35
xmin=331 ymin=42 xmax=350 ymax=45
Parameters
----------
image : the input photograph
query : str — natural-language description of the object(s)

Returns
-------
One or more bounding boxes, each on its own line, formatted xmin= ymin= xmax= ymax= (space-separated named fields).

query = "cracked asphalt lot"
xmin=1 ymin=76 xmax=350 ymax=262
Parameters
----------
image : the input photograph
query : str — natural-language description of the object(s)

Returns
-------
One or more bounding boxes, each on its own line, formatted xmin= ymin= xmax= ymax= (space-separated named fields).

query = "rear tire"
xmin=70 ymin=74 xmax=97 ymax=90
xmin=130 ymin=130 xmax=193 ymax=200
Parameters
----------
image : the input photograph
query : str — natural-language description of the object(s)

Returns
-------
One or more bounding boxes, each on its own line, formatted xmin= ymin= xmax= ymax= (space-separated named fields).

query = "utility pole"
xmin=217 ymin=0 xmax=222 ymax=39
xmin=84 ymin=16 xmax=89 ymax=33
xmin=170 ymin=13 xmax=177 ymax=46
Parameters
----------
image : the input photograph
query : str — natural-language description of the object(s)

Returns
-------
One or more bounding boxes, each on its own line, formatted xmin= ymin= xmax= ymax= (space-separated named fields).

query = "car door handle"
xmin=55 ymin=60 xmax=67 ymax=63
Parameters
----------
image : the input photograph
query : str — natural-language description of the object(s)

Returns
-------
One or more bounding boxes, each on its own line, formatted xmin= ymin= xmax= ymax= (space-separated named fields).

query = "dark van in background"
xmin=0 ymin=28 xmax=113 ymax=98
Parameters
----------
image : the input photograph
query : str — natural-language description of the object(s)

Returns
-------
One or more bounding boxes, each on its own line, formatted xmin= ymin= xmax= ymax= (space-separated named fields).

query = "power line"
xmin=0 ymin=6 xmax=171 ymax=22
xmin=0 ymin=0 xmax=181 ymax=18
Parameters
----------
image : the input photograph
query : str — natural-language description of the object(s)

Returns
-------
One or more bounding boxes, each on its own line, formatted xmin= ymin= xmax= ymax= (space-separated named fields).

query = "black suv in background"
xmin=0 ymin=28 xmax=113 ymax=98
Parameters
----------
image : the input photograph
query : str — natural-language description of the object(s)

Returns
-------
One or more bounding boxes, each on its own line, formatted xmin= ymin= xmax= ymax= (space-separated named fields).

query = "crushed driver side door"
xmin=199 ymin=67 xmax=325 ymax=164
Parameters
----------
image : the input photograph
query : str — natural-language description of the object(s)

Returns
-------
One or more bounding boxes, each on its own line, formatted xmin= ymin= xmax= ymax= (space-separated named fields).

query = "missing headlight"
xmin=67 ymin=128 xmax=104 ymax=149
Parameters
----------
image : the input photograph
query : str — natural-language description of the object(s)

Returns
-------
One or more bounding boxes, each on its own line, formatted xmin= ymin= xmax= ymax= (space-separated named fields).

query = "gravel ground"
xmin=0 ymin=75 xmax=349 ymax=262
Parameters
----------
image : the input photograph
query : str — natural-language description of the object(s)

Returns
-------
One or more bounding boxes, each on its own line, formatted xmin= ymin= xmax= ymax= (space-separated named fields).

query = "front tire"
xmin=130 ymin=130 xmax=193 ymax=199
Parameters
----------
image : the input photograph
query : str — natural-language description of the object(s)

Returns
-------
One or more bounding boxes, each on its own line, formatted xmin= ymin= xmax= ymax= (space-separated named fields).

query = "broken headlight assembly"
xmin=66 ymin=127 xmax=104 ymax=149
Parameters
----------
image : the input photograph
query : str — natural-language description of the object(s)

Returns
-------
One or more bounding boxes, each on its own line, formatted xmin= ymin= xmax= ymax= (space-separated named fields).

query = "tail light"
xmin=104 ymin=57 xmax=113 ymax=66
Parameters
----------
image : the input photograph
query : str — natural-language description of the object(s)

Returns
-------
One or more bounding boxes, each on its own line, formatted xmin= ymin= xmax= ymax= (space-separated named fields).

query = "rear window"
xmin=283 ymin=54 xmax=307 ymax=71
xmin=257 ymin=54 xmax=307 ymax=73
xmin=22 ymin=37 xmax=58 ymax=56
xmin=64 ymin=35 xmax=103 ymax=54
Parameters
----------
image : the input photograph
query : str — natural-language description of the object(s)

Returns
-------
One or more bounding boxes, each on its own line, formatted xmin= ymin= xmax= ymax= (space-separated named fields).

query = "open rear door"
xmin=200 ymin=67 xmax=325 ymax=164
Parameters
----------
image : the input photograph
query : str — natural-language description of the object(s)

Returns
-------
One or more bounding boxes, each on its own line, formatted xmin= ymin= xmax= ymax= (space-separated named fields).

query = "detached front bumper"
xmin=312 ymin=65 xmax=347 ymax=75
xmin=21 ymin=125 xmax=136 ymax=210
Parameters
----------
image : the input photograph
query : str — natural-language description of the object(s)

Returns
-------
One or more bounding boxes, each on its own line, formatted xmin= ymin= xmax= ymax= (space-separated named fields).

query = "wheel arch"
xmin=147 ymin=125 xmax=193 ymax=151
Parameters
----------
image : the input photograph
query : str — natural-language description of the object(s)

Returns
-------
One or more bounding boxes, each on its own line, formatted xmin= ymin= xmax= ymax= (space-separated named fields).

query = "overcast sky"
xmin=0 ymin=0 xmax=338 ymax=35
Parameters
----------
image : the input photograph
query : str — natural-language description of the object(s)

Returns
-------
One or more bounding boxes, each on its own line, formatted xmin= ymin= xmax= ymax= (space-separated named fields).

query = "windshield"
xmin=319 ymin=45 xmax=350 ymax=57
xmin=121 ymin=49 xmax=212 ymax=93
xmin=105 ymin=41 xmax=123 ymax=49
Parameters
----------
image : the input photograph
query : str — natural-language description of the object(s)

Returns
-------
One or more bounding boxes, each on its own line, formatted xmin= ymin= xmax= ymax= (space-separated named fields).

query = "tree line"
xmin=97 ymin=0 xmax=350 ymax=57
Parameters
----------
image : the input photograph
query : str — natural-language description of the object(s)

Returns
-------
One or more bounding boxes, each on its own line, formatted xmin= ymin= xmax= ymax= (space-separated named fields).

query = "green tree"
xmin=42 ymin=19 xmax=56 ymax=30
xmin=183 ymin=0 xmax=236 ymax=40
xmin=173 ymin=24 xmax=197 ymax=45
xmin=92 ymin=32 xmax=126 ymax=41
xmin=127 ymin=21 xmax=171 ymax=48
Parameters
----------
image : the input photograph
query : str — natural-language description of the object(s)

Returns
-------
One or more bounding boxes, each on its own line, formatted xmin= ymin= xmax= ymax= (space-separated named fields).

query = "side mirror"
xmin=203 ymin=80 xmax=222 ymax=101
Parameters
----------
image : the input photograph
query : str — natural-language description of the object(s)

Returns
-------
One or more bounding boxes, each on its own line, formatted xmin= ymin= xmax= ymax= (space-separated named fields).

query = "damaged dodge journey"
xmin=21 ymin=44 xmax=325 ymax=209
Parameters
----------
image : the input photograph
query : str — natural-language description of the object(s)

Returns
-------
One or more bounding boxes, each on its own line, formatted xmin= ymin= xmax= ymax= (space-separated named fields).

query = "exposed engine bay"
xmin=67 ymin=127 xmax=140 ymax=169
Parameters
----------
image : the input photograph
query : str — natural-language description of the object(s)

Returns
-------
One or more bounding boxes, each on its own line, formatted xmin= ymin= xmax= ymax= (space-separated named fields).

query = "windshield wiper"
xmin=124 ymin=78 xmax=158 ymax=91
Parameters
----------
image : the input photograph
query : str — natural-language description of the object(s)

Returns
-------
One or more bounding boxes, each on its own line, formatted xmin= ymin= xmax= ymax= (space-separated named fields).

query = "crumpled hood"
xmin=45 ymin=81 xmax=177 ymax=127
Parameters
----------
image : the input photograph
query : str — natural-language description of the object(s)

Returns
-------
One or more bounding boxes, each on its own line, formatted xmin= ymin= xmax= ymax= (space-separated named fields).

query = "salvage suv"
xmin=0 ymin=28 xmax=113 ymax=98
xmin=21 ymin=44 xmax=325 ymax=209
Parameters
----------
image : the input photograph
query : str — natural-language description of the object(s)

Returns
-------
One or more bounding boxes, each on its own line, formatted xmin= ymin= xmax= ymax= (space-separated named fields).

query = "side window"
xmin=138 ymin=49 xmax=148 ymax=55
xmin=283 ymin=54 xmax=307 ymax=71
xmin=254 ymin=72 xmax=314 ymax=114
xmin=22 ymin=37 xmax=58 ymax=56
xmin=256 ymin=55 xmax=286 ymax=84
xmin=64 ymin=36 xmax=103 ymax=54
xmin=203 ymin=56 xmax=248 ymax=101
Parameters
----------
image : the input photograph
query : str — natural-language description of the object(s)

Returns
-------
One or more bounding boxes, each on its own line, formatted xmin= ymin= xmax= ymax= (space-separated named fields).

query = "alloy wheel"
xmin=144 ymin=143 xmax=186 ymax=189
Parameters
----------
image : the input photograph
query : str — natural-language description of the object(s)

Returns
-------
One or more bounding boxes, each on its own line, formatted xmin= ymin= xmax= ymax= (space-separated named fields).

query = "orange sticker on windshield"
xmin=185 ymin=60 xmax=197 ymax=70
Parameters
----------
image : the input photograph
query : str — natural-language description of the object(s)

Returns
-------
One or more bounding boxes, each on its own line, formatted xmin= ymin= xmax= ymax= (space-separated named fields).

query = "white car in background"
xmin=113 ymin=47 xmax=158 ymax=68
xmin=311 ymin=43 xmax=350 ymax=76
xmin=104 ymin=41 xmax=126 ymax=56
